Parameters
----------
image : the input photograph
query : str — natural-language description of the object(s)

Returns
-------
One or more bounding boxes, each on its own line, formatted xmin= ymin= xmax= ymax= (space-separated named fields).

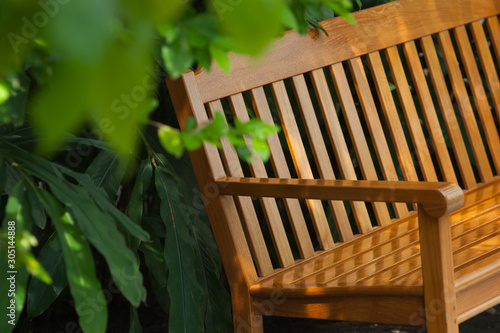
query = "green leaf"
xmin=212 ymin=0 xmax=288 ymax=55
xmin=35 ymin=188 xmax=107 ymax=333
xmin=184 ymin=117 xmax=197 ymax=132
xmin=27 ymin=186 xmax=46 ymax=229
xmin=0 ymin=142 xmax=148 ymax=307
xmin=126 ymin=160 xmax=152 ymax=251
xmin=0 ymin=182 xmax=32 ymax=332
xmin=154 ymin=158 xmax=204 ymax=333
xmin=86 ymin=151 xmax=127 ymax=200
xmin=236 ymin=145 xmax=253 ymax=162
xmin=129 ymin=306 xmax=142 ymax=333
xmin=180 ymin=133 xmax=202 ymax=151
xmin=208 ymin=43 xmax=230 ymax=73
xmin=252 ymin=137 xmax=271 ymax=162
xmin=27 ymin=234 xmax=67 ymax=317
xmin=158 ymin=125 xmax=185 ymax=158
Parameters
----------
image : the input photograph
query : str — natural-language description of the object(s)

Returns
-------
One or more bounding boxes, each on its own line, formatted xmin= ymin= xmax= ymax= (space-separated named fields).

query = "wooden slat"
xmin=328 ymin=63 xmax=392 ymax=227
xmin=454 ymin=25 xmax=500 ymax=173
xmin=290 ymin=74 xmax=356 ymax=240
xmin=420 ymin=36 xmax=477 ymax=189
xmin=348 ymin=57 xmax=409 ymax=218
xmin=487 ymin=16 xmax=500 ymax=66
xmin=472 ymin=20 xmax=500 ymax=122
xmin=437 ymin=30 xmax=494 ymax=183
xmin=228 ymin=94 xmax=295 ymax=268
xmin=194 ymin=0 xmax=500 ymax=103
xmin=367 ymin=51 xmax=420 ymax=182
xmin=270 ymin=80 xmax=335 ymax=250
xmin=385 ymin=46 xmax=438 ymax=182
xmin=208 ymin=100 xmax=274 ymax=275
xmin=250 ymin=87 xmax=315 ymax=259
xmin=403 ymin=41 xmax=458 ymax=184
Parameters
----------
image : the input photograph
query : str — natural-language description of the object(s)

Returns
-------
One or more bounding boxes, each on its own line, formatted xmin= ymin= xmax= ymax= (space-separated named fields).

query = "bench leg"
xmin=232 ymin=291 xmax=264 ymax=333
xmin=418 ymin=208 xmax=459 ymax=333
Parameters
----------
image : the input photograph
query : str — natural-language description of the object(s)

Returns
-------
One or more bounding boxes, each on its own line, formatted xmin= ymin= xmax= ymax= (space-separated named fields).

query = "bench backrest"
xmin=167 ymin=0 xmax=500 ymax=285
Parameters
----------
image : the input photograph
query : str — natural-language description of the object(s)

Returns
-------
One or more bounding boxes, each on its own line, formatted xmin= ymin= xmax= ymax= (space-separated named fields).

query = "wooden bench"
xmin=166 ymin=0 xmax=500 ymax=331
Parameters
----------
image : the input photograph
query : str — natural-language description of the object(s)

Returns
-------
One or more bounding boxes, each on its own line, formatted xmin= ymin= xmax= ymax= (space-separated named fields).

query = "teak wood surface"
xmin=166 ymin=0 xmax=500 ymax=332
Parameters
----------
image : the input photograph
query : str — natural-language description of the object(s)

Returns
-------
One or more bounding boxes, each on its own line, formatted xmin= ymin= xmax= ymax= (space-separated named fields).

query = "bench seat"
xmin=250 ymin=177 xmax=500 ymax=325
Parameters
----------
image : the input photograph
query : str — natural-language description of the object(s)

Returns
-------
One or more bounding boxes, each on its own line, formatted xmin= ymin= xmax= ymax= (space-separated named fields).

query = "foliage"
xmin=0 ymin=0 xmax=364 ymax=332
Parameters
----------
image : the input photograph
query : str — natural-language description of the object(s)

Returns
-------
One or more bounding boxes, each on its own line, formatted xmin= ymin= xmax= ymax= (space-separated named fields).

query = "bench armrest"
xmin=215 ymin=177 xmax=464 ymax=217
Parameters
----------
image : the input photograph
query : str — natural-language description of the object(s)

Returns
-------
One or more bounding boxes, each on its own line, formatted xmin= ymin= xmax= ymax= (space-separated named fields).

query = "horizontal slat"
xmin=193 ymin=0 xmax=500 ymax=103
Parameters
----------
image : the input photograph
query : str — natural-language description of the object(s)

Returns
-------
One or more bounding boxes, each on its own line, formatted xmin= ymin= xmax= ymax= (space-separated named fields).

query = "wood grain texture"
xmin=215 ymin=177 xmax=464 ymax=217
xmin=348 ymin=57 xmax=410 ymax=218
xmin=385 ymin=46 xmax=438 ymax=182
xmin=367 ymin=51 xmax=420 ymax=182
xmin=453 ymin=25 xmax=500 ymax=173
xmin=472 ymin=20 xmax=500 ymax=123
xmin=437 ymin=30 xmax=494 ymax=183
xmin=329 ymin=63 xmax=392 ymax=227
xmin=194 ymin=0 xmax=500 ymax=103
xmin=250 ymin=87 xmax=315 ymax=259
xmin=417 ymin=209 xmax=458 ymax=332
xmin=419 ymin=36 xmax=477 ymax=189
xmin=487 ymin=16 xmax=500 ymax=68
xmin=291 ymin=74 xmax=358 ymax=240
xmin=270 ymin=80 xmax=335 ymax=250
xmin=403 ymin=41 xmax=458 ymax=184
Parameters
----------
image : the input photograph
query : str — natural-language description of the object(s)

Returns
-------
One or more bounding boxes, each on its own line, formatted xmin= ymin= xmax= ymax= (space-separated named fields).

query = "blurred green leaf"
xmin=0 ymin=182 xmax=33 ymax=332
xmin=211 ymin=0 xmax=287 ymax=55
xmin=208 ymin=43 xmax=230 ymax=73
xmin=158 ymin=125 xmax=184 ymax=158
xmin=27 ymin=234 xmax=67 ymax=317
xmin=0 ymin=79 xmax=10 ymax=105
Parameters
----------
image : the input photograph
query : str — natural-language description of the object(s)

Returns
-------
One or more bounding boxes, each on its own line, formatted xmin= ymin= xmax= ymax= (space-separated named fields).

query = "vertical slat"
xmin=418 ymin=208 xmax=458 ymax=333
xmin=472 ymin=20 xmax=500 ymax=121
xmin=367 ymin=51 xmax=420 ymax=182
xmin=250 ymin=87 xmax=315 ymax=258
xmin=437 ymin=30 xmax=494 ymax=183
xmin=420 ymin=36 xmax=477 ymax=189
xmin=348 ymin=58 xmax=409 ymax=218
xmin=291 ymin=72 xmax=355 ymax=240
xmin=385 ymin=46 xmax=438 ymax=182
xmin=328 ymin=64 xmax=392 ymax=227
xmin=402 ymin=41 xmax=458 ymax=184
xmin=207 ymin=100 xmax=274 ymax=276
xmin=270 ymin=80 xmax=335 ymax=250
xmin=454 ymin=25 xmax=500 ymax=174
xmin=486 ymin=16 xmax=500 ymax=65
xmin=228 ymin=94 xmax=295 ymax=268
